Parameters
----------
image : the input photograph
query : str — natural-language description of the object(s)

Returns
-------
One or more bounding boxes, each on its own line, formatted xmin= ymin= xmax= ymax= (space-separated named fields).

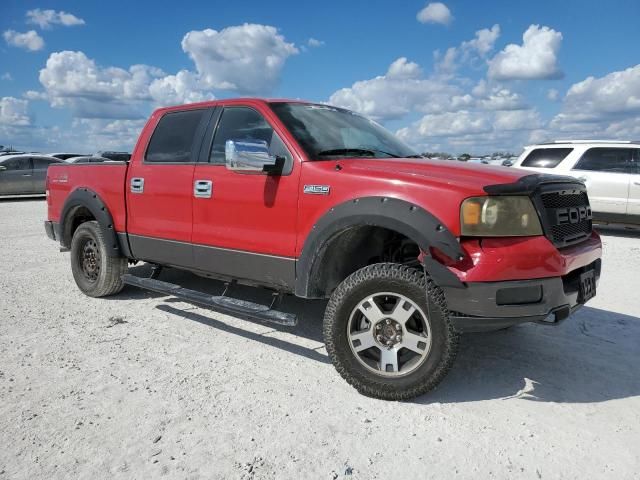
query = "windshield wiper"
xmin=317 ymin=148 xmax=376 ymax=157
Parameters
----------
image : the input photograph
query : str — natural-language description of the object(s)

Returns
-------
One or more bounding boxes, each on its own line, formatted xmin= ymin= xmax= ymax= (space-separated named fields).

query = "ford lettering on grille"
xmin=555 ymin=206 xmax=592 ymax=225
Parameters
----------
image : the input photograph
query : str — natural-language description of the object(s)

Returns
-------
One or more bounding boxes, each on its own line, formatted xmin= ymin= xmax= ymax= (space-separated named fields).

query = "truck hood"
xmin=339 ymin=158 xmax=527 ymax=195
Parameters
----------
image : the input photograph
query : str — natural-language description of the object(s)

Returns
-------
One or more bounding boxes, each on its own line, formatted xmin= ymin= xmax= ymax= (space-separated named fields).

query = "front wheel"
xmin=323 ymin=263 xmax=459 ymax=400
xmin=70 ymin=221 xmax=128 ymax=297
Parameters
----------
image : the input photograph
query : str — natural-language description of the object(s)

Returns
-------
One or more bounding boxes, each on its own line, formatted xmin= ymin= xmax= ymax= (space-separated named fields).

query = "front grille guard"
xmin=530 ymin=182 xmax=593 ymax=249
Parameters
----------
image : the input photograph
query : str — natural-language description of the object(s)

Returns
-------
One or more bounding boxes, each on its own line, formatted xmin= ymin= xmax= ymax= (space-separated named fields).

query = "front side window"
xmin=269 ymin=102 xmax=418 ymax=160
xmin=209 ymin=107 xmax=291 ymax=166
xmin=520 ymin=148 xmax=573 ymax=168
xmin=573 ymin=148 xmax=635 ymax=173
xmin=145 ymin=109 xmax=206 ymax=163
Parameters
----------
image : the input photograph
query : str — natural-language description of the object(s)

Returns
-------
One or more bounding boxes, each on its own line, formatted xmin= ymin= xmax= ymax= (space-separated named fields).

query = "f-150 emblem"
xmin=304 ymin=185 xmax=330 ymax=195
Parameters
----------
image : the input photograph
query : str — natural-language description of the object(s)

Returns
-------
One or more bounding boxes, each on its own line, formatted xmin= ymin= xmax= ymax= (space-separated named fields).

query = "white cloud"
xmin=148 ymin=70 xmax=214 ymax=105
xmin=3 ymin=30 xmax=44 ymax=51
xmin=26 ymin=9 xmax=85 ymax=29
xmin=546 ymin=88 xmax=560 ymax=101
xmin=0 ymin=97 xmax=31 ymax=126
xmin=550 ymin=64 xmax=640 ymax=138
xmin=386 ymin=57 xmax=422 ymax=79
xmin=488 ymin=25 xmax=563 ymax=80
xmin=435 ymin=24 xmax=500 ymax=74
xmin=38 ymin=51 xmax=166 ymax=118
xmin=461 ymin=24 xmax=501 ymax=58
xmin=1 ymin=73 xmax=12 ymax=81
xmin=417 ymin=2 xmax=453 ymax=26
xmin=308 ymin=38 xmax=324 ymax=47
xmin=23 ymin=90 xmax=48 ymax=100
xmin=329 ymin=58 xmax=461 ymax=121
xmin=181 ymin=24 xmax=298 ymax=94
xmin=478 ymin=88 xmax=527 ymax=110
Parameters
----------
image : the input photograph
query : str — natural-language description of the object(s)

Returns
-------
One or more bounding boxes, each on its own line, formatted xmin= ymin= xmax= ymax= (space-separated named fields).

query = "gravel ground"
xmin=1 ymin=198 xmax=639 ymax=479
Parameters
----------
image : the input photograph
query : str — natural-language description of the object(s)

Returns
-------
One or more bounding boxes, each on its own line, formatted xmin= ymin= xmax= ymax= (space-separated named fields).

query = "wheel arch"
xmin=59 ymin=187 xmax=123 ymax=257
xmin=295 ymin=197 xmax=465 ymax=298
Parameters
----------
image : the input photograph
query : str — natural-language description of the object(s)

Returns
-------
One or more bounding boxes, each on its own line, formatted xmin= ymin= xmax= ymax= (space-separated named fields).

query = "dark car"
xmin=66 ymin=156 xmax=110 ymax=164
xmin=0 ymin=154 xmax=62 ymax=195
xmin=49 ymin=153 xmax=88 ymax=161
xmin=95 ymin=151 xmax=131 ymax=162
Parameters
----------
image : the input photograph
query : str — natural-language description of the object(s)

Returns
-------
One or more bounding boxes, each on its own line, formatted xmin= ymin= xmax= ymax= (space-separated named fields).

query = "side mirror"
xmin=225 ymin=139 xmax=281 ymax=175
xmin=0 ymin=165 xmax=6 ymax=172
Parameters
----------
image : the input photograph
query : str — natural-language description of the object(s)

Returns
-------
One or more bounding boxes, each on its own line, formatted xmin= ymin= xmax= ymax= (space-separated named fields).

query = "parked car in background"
xmin=501 ymin=158 xmax=515 ymax=167
xmin=94 ymin=151 xmax=131 ymax=162
xmin=512 ymin=140 xmax=640 ymax=226
xmin=49 ymin=153 xmax=88 ymax=161
xmin=66 ymin=156 xmax=110 ymax=164
xmin=0 ymin=154 xmax=62 ymax=195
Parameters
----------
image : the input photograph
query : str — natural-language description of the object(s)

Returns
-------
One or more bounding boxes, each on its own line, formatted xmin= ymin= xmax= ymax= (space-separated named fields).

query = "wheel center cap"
xmin=374 ymin=319 xmax=402 ymax=347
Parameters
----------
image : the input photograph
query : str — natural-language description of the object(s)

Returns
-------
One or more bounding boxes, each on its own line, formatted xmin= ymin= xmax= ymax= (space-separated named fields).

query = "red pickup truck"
xmin=45 ymin=98 xmax=602 ymax=400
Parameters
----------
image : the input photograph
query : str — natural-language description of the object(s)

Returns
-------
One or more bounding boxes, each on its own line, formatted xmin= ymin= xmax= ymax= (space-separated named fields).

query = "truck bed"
xmin=46 ymin=162 xmax=129 ymax=231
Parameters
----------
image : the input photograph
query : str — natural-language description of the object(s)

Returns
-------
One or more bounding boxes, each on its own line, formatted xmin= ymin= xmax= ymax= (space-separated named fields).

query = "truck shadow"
xmin=124 ymin=264 xmax=640 ymax=404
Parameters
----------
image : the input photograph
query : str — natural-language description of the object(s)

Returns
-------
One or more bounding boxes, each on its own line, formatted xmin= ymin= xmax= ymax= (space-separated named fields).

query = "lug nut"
xmin=386 ymin=319 xmax=391 ymax=325
xmin=377 ymin=335 xmax=383 ymax=342
xmin=395 ymin=324 xmax=401 ymax=331
xmin=396 ymin=336 xmax=402 ymax=342
xmin=386 ymin=340 xmax=393 ymax=346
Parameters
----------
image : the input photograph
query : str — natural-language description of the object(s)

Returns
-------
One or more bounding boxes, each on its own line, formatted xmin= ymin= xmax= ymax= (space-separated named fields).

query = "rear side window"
xmin=145 ymin=109 xmax=206 ymax=163
xmin=573 ymin=148 xmax=635 ymax=173
xmin=520 ymin=148 xmax=573 ymax=168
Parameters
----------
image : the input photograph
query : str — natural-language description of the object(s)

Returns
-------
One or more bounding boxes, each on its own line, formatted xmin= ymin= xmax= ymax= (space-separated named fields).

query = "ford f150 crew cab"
xmin=45 ymin=99 xmax=602 ymax=400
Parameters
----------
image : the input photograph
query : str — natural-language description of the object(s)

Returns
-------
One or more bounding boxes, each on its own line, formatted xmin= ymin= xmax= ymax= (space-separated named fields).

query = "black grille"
xmin=537 ymin=188 xmax=593 ymax=248
xmin=541 ymin=191 xmax=590 ymax=209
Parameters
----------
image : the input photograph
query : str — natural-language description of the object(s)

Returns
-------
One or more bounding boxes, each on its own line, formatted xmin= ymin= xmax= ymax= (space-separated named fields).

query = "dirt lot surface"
xmin=1 ymin=198 xmax=639 ymax=479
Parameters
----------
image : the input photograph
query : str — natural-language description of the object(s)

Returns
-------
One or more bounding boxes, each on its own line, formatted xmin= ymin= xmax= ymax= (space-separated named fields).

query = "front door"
xmin=191 ymin=105 xmax=300 ymax=289
xmin=126 ymin=107 xmax=213 ymax=268
xmin=0 ymin=157 xmax=33 ymax=195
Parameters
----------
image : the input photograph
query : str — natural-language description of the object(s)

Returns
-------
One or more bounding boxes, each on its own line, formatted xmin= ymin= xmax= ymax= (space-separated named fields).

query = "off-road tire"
xmin=323 ymin=263 xmax=459 ymax=400
xmin=70 ymin=220 xmax=127 ymax=297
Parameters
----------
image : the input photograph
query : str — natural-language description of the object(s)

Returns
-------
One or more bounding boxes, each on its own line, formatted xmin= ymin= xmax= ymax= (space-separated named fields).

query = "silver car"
xmin=0 ymin=154 xmax=63 ymax=195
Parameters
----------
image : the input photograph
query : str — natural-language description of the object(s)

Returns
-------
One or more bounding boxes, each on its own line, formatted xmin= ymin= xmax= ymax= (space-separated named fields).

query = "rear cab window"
xmin=520 ymin=148 xmax=573 ymax=168
xmin=145 ymin=109 xmax=207 ymax=163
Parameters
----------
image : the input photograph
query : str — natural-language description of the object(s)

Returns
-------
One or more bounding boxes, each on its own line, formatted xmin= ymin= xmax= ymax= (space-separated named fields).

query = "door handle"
xmin=194 ymin=180 xmax=213 ymax=198
xmin=634 ymin=181 xmax=640 ymax=186
xmin=130 ymin=177 xmax=144 ymax=193
xmin=22 ymin=174 xmax=32 ymax=177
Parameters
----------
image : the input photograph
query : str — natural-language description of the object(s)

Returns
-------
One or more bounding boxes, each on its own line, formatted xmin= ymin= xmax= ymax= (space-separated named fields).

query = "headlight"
xmin=460 ymin=196 xmax=542 ymax=236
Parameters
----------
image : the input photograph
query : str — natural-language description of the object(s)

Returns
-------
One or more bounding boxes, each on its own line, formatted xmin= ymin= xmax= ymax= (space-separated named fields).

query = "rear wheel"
xmin=323 ymin=263 xmax=459 ymax=400
xmin=70 ymin=221 xmax=127 ymax=297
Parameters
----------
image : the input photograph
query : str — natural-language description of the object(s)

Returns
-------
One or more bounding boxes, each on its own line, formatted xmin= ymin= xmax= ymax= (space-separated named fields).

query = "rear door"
xmin=0 ymin=157 xmax=33 ymax=195
xmin=31 ymin=157 xmax=60 ymax=193
xmin=126 ymin=107 xmax=213 ymax=268
xmin=191 ymin=105 xmax=300 ymax=289
xmin=571 ymin=147 xmax=633 ymax=214
xmin=627 ymin=148 xmax=640 ymax=217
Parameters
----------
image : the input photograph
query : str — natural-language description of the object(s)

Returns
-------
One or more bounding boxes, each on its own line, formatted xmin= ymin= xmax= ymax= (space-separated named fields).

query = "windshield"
xmin=269 ymin=102 xmax=418 ymax=160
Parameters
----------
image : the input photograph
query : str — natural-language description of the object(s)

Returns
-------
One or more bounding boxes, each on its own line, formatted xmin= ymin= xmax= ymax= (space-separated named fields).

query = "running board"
xmin=122 ymin=274 xmax=297 ymax=326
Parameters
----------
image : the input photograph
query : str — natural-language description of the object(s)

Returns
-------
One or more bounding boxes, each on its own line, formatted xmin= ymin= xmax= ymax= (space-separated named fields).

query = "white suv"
xmin=512 ymin=141 xmax=640 ymax=226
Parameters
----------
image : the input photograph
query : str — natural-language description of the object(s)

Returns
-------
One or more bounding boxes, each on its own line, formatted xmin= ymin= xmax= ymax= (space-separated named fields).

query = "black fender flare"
xmin=294 ymin=196 xmax=465 ymax=298
xmin=59 ymin=187 xmax=122 ymax=257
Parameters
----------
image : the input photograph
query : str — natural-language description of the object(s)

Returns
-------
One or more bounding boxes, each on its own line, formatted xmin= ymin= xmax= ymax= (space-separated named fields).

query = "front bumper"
xmin=444 ymin=259 xmax=601 ymax=332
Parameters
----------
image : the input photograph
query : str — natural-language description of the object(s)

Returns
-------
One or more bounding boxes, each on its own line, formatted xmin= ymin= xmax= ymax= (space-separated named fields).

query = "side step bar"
xmin=122 ymin=274 xmax=297 ymax=327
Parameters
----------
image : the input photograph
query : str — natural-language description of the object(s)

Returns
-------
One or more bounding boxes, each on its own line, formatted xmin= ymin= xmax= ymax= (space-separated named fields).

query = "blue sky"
xmin=1 ymin=0 xmax=639 ymax=154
